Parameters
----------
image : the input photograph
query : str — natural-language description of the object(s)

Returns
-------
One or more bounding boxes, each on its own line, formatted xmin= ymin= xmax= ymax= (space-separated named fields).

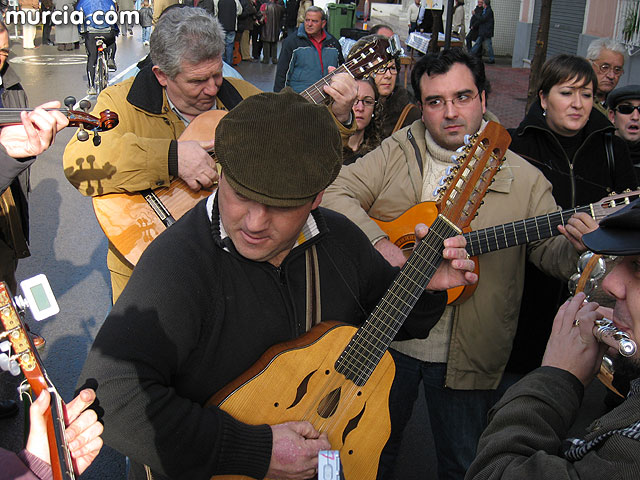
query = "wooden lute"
xmin=206 ymin=122 xmax=511 ymax=480
xmin=0 ymin=282 xmax=75 ymax=480
xmin=373 ymin=189 xmax=640 ymax=305
xmin=91 ymin=35 xmax=404 ymax=266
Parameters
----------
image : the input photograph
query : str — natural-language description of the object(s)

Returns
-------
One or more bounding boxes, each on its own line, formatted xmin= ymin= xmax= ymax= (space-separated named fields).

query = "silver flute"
xmin=569 ymin=252 xmax=637 ymax=357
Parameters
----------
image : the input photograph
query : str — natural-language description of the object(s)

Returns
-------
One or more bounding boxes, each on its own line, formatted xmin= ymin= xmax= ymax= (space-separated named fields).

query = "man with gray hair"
xmin=62 ymin=6 xmax=359 ymax=302
xmin=274 ymin=5 xmax=343 ymax=93
xmin=586 ymin=37 xmax=626 ymax=116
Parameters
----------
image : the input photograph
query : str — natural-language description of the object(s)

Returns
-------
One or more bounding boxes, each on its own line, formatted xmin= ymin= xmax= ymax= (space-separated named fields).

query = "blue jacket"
xmin=274 ymin=24 xmax=343 ymax=93
xmin=76 ymin=0 xmax=119 ymax=32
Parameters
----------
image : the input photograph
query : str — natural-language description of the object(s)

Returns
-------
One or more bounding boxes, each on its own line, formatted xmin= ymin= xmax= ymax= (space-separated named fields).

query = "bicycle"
xmin=93 ymin=36 xmax=109 ymax=96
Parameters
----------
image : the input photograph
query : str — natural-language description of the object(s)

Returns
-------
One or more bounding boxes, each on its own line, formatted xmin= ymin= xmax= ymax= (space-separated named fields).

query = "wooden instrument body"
xmin=371 ymin=202 xmax=477 ymax=304
xmin=91 ymin=110 xmax=224 ymax=264
xmin=208 ymin=322 xmax=395 ymax=480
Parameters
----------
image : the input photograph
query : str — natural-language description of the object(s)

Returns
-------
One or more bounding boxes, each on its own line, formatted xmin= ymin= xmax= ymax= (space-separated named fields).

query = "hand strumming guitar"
xmin=177 ymin=138 xmax=217 ymax=191
xmin=267 ymin=421 xmax=330 ymax=480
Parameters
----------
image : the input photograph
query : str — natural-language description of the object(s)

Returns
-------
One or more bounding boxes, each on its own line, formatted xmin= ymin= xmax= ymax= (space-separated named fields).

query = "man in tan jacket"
xmin=63 ymin=7 xmax=357 ymax=302
xmin=322 ymin=48 xmax=595 ymax=480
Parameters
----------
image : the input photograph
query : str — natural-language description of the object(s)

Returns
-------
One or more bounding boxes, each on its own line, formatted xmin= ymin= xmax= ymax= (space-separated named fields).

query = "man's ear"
xmin=312 ymin=191 xmax=324 ymax=209
xmin=152 ymin=65 xmax=169 ymax=88
xmin=608 ymin=109 xmax=616 ymax=124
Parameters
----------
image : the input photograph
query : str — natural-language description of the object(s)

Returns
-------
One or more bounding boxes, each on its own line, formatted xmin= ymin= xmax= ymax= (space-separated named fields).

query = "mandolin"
xmin=373 ymin=189 xmax=640 ymax=304
xmin=91 ymin=35 xmax=404 ymax=266
xmin=0 ymin=281 xmax=75 ymax=480
xmin=206 ymin=122 xmax=510 ymax=480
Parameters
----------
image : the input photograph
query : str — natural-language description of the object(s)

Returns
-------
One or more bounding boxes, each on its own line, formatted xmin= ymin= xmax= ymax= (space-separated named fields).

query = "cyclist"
xmin=76 ymin=0 xmax=119 ymax=95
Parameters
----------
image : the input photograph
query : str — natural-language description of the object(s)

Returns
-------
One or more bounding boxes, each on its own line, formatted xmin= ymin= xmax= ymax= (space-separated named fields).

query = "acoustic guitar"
xmin=372 ymin=189 xmax=640 ymax=304
xmin=0 ymin=282 xmax=75 ymax=480
xmin=92 ymin=35 xmax=404 ymax=266
xmin=206 ymin=122 xmax=511 ymax=480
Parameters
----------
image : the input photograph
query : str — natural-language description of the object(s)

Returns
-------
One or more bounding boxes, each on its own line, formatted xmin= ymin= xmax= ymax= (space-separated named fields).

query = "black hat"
xmin=582 ymin=198 xmax=640 ymax=255
xmin=215 ymin=89 xmax=343 ymax=207
xmin=607 ymin=84 xmax=640 ymax=110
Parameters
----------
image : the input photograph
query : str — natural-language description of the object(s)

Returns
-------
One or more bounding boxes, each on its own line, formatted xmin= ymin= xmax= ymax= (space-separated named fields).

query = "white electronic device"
xmin=17 ymin=274 xmax=59 ymax=321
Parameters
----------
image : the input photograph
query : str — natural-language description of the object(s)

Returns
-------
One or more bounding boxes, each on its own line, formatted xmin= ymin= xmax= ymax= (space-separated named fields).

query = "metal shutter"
xmin=528 ymin=0 xmax=586 ymax=60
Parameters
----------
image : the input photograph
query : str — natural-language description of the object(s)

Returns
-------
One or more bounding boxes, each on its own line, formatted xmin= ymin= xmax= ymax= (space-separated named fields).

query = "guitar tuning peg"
xmin=463 ymin=134 xmax=472 ymax=145
xmin=455 ymin=145 xmax=465 ymax=153
xmin=77 ymin=128 xmax=89 ymax=142
xmin=0 ymin=340 xmax=10 ymax=352
xmin=79 ymin=99 xmax=91 ymax=112
xmin=0 ymin=353 xmax=20 ymax=376
xmin=438 ymin=176 xmax=447 ymax=186
xmin=432 ymin=187 xmax=441 ymax=197
xmin=445 ymin=166 xmax=455 ymax=175
xmin=64 ymin=96 xmax=76 ymax=109
xmin=450 ymin=154 xmax=458 ymax=161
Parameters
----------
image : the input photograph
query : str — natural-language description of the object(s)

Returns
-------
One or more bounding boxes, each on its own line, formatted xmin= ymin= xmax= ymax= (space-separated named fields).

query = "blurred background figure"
xmin=586 ymin=38 xmax=625 ymax=116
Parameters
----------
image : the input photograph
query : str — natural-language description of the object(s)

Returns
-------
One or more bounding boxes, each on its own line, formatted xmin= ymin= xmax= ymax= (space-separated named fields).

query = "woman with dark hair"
xmin=349 ymin=34 xmax=422 ymax=140
xmin=504 ymin=54 xmax=638 ymax=382
xmin=343 ymin=78 xmax=381 ymax=165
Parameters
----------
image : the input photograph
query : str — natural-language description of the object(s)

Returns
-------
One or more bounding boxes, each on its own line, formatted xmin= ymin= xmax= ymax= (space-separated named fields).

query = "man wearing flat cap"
xmin=609 ymin=84 xmax=640 ymax=178
xmin=76 ymin=89 xmax=477 ymax=480
xmin=468 ymin=198 xmax=640 ymax=479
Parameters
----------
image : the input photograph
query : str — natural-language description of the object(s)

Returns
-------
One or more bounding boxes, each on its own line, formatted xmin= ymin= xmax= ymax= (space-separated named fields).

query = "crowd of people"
xmin=1 ymin=3 xmax=640 ymax=480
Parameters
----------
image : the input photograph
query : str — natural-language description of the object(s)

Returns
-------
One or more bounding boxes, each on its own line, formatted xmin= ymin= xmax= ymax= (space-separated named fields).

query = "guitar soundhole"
xmin=287 ymin=370 xmax=316 ymax=410
xmin=317 ymin=388 xmax=341 ymax=419
xmin=342 ymin=404 xmax=366 ymax=444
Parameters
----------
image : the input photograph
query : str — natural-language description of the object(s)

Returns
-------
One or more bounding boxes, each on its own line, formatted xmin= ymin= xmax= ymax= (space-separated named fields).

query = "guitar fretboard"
xmin=464 ymin=204 xmax=593 ymax=256
xmin=335 ymin=215 xmax=458 ymax=386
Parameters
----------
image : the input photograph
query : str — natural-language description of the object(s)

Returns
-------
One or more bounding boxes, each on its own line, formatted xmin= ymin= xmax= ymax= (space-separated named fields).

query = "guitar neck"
xmin=48 ymin=387 xmax=76 ymax=480
xmin=300 ymin=64 xmax=352 ymax=105
xmin=463 ymin=204 xmax=594 ymax=257
xmin=335 ymin=215 xmax=458 ymax=386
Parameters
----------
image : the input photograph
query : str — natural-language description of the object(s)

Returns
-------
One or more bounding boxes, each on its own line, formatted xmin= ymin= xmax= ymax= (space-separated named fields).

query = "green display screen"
xmin=30 ymin=284 xmax=51 ymax=310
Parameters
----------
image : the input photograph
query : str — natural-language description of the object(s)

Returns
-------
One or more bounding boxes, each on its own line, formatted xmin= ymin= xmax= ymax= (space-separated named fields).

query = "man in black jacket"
xmin=76 ymin=89 xmax=476 ymax=480
xmin=608 ymin=84 xmax=640 ymax=177
xmin=469 ymin=0 xmax=494 ymax=64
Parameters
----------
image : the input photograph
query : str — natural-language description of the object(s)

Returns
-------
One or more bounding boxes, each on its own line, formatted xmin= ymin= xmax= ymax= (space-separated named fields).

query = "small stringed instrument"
xmin=206 ymin=122 xmax=510 ymax=480
xmin=373 ymin=189 xmax=640 ymax=304
xmin=92 ymin=35 xmax=404 ymax=266
xmin=0 ymin=105 xmax=119 ymax=136
xmin=0 ymin=282 xmax=75 ymax=480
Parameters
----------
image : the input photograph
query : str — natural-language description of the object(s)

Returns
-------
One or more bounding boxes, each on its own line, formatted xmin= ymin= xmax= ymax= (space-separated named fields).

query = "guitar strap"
xmin=604 ymin=132 xmax=616 ymax=188
xmin=392 ymin=104 xmax=419 ymax=135
xmin=217 ymin=79 xmax=244 ymax=111
xmin=305 ymin=245 xmax=321 ymax=332
xmin=407 ymin=129 xmax=424 ymax=176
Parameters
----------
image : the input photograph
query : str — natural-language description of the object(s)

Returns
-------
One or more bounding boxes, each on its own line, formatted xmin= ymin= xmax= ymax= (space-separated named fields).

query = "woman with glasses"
xmin=349 ymin=35 xmax=421 ymax=140
xmin=503 ymin=54 xmax=638 ymax=386
xmin=343 ymin=78 xmax=381 ymax=165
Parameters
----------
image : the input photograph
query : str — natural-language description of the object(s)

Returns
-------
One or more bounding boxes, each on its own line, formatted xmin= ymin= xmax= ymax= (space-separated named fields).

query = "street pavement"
xmin=0 ymin=26 xmax=609 ymax=480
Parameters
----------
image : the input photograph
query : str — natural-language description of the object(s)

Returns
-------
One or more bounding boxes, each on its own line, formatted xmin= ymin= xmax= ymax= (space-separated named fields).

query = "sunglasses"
xmin=615 ymin=104 xmax=640 ymax=115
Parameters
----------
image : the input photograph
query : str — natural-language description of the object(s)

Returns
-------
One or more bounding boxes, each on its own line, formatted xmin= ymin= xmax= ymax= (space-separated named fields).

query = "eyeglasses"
xmin=0 ymin=49 xmax=10 ymax=57
xmin=354 ymin=96 xmax=376 ymax=107
xmin=374 ymin=65 xmax=398 ymax=75
xmin=615 ymin=104 xmax=640 ymax=115
xmin=591 ymin=61 xmax=624 ymax=77
xmin=422 ymin=91 xmax=481 ymax=111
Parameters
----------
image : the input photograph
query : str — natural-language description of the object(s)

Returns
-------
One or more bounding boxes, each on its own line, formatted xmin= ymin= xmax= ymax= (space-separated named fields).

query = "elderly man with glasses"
xmin=586 ymin=38 xmax=626 ymax=116
xmin=608 ymin=84 xmax=640 ymax=177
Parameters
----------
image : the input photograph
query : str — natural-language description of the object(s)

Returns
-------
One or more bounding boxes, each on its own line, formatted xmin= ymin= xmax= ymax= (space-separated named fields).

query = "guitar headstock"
xmin=0 ymin=282 xmax=42 ymax=380
xmin=345 ymin=34 xmax=403 ymax=80
xmin=592 ymin=189 xmax=640 ymax=221
xmin=434 ymin=121 xmax=511 ymax=229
